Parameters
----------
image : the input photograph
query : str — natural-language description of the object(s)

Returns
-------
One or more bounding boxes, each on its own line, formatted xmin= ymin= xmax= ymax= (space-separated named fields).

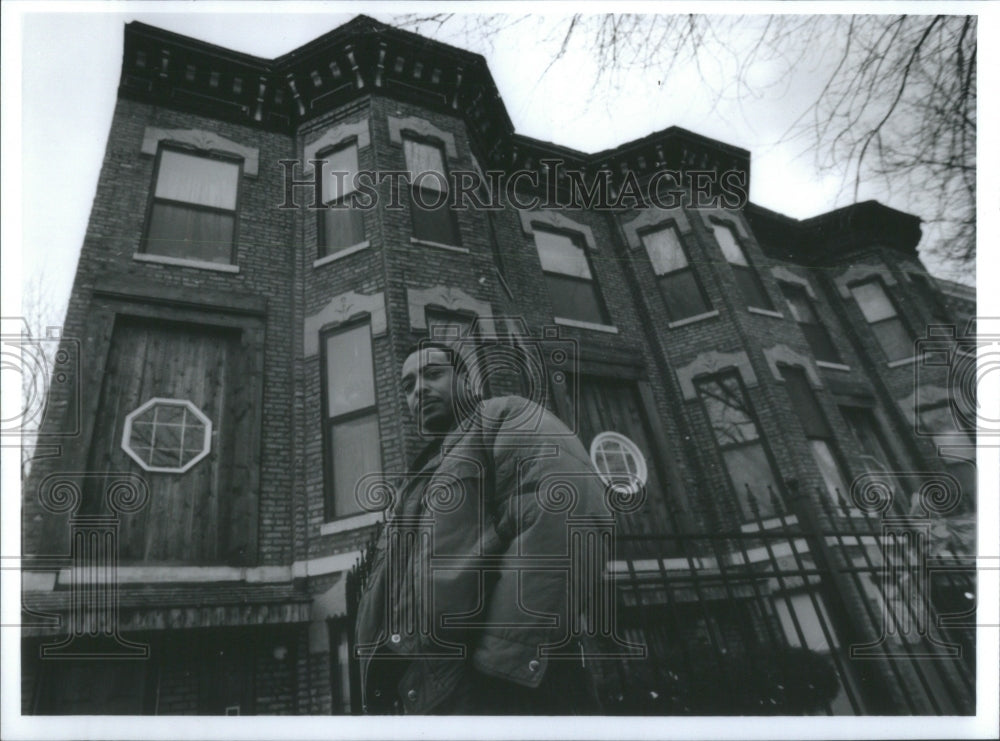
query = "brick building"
xmin=21 ymin=16 xmax=976 ymax=715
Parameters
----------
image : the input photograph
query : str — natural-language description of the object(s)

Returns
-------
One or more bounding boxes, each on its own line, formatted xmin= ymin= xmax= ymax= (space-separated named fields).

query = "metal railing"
xmin=345 ymin=480 xmax=976 ymax=715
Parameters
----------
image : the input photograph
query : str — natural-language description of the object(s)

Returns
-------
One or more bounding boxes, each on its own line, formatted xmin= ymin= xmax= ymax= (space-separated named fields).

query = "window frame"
xmin=589 ymin=431 xmax=649 ymax=496
xmin=532 ymin=224 xmax=612 ymax=326
xmin=142 ymin=142 xmax=244 ymax=265
xmin=319 ymin=318 xmax=382 ymax=521
xmin=402 ymin=133 xmax=461 ymax=247
xmin=639 ymin=223 xmax=712 ymax=321
xmin=778 ymin=364 xmax=851 ymax=504
xmin=849 ymin=278 xmax=915 ymax=362
xmin=316 ymin=139 xmax=365 ymax=257
xmin=709 ymin=218 xmax=775 ymax=311
xmin=694 ymin=369 xmax=784 ymax=519
xmin=779 ymin=281 xmax=843 ymax=364
xmin=121 ymin=397 xmax=213 ymax=474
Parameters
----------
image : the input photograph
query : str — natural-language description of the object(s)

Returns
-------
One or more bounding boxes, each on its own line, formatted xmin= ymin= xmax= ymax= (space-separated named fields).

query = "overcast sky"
xmin=3 ymin=1 xmax=992 ymax=334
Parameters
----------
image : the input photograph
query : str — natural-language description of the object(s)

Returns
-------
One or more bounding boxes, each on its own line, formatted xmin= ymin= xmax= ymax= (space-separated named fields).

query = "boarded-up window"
xmin=534 ymin=227 xmax=610 ymax=325
xmin=84 ymin=316 xmax=259 ymax=564
xmin=145 ymin=146 xmax=240 ymax=264
xmin=322 ymin=322 xmax=381 ymax=519
xmin=641 ymin=225 xmax=711 ymax=321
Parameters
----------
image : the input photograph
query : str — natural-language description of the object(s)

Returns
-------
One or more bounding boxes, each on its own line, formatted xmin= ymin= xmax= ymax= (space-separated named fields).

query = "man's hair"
xmin=403 ymin=340 xmax=471 ymax=377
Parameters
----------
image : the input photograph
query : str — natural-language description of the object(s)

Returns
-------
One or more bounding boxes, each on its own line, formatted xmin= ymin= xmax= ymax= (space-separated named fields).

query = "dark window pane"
xmin=733 ymin=265 xmax=774 ymax=310
xmin=781 ymin=284 xmax=817 ymax=323
xmin=329 ymin=412 xmax=381 ymax=517
xmin=544 ymin=273 xmax=609 ymax=325
xmin=871 ymin=317 xmax=914 ymax=361
xmin=722 ymin=443 xmax=780 ymax=518
xmin=147 ymin=203 xmax=234 ymax=263
xmin=321 ymin=205 xmax=365 ymax=254
xmin=410 ymin=189 xmax=460 ymax=245
xmin=779 ymin=366 xmax=831 ymax=438
xmin=659 ymin=269 xmax=711 ymax=320
xmin=802 ymin=323 xmax=843 ymax=364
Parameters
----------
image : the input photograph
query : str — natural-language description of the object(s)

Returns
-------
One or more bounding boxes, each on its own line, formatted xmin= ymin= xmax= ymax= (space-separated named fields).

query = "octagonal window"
xmin=121 ymin=398 xmax=212 ymax=473
xmin=590 ymin=431 xmax=647 ymax=495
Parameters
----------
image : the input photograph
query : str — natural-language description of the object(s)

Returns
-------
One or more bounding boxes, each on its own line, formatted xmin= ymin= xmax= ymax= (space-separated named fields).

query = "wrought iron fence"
xmin=346 ymin=480 xmax=976 ymax=715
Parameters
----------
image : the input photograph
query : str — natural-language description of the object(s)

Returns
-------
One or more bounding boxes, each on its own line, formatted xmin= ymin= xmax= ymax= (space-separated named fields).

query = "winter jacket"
xmin=354 ymin=395 xmax=608 ymax=714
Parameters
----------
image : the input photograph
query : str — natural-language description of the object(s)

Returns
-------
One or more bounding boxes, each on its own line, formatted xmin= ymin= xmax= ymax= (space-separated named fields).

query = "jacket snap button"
xmin=374 ymin=689 xmax=382 ymax=698
xmin=528 ymin=660 xmax=540 ymax=672
xmin=407 ymin=689 xmax=417 ymax=702
xmin=390 ymin=633 xmax=401 ymax=644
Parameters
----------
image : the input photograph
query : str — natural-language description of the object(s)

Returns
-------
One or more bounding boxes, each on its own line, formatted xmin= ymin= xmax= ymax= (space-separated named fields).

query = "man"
xmin=354 ymin=341 xmax=608 ymax=714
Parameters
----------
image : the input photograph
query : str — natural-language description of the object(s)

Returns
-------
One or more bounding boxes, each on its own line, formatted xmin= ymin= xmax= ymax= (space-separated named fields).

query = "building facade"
xmin=22 ymin=17 xmax=976 ymax=715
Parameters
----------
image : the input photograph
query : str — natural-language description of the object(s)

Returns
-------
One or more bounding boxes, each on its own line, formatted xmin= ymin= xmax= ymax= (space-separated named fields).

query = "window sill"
xmin=320 ymin=510 xmax=383 ymax=536
xmin=747 ymin=307 xmax=783 ymax=319
xmin=887 ymin=355 xmax=920 ymax=368
xmin=553 ymin=317 xmax=619 ymax=334
xmin=314 ymin=240 xmax=371 ymax=267
xmin=816 ymin=360 xmax=852 ymax=372
xmin=668 ymin=310 xmax=719 ymax=328
xmin=410 ymin=236 xmax=469 ymax=254
xmin=133 ymin=252 xmax=239 ymax=273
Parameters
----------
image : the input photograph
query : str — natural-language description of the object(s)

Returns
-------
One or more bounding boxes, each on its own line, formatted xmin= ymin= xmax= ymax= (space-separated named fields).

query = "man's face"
xmin=401 ymin=347 xmax=461 ymax=433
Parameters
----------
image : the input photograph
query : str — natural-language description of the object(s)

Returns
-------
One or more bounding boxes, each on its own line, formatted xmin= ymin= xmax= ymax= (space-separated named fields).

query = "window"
xmin=121 ymin=398 xmax=212 ymax=474
xmin=909 ymin=273 xmax=951 ymax=324
xmin=712 ymin=221 xmax=773 ymax=310
xmin=850 ymin=280 xmax=914 ymax=362
xmin=322 ymin=322 xmax=381 ymax=519
xmin=695 ymin=371 xmax=782 ymax=519
xmin=917 ymin=402 xmax=976 ymax=509
xmin=319 ymin=142 xmax=365 ymax=255
xmin=840 ymin=405 xmax=904 ymax=505
xmin=404 ymin=137 xmax=459 ymax=245
xmin=779 ymin=366 xmax=850 ymax=503
xmin=590 ymin=431 xmax=648 ymax=495
xmin=533 ymin=227 xmax=611 ymax=325
xmin=780 ymin=283 xmax=842 ymax=364
xmin=641 ymin=225 xmax=711 ymax=320
xmin=145 ymin=146 xmax=240 ymax=264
